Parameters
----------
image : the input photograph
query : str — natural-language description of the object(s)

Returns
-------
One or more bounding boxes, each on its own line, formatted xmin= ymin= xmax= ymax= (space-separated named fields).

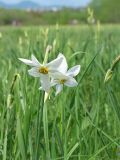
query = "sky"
xmin=0 ymin=0 xmax=91 ymax=7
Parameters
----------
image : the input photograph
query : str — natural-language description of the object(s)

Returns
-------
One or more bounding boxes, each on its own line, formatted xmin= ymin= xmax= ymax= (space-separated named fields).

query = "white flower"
xmin=19 ymin=54 xmax=63 ymax=92
xmin=51 ymin=53 xmax=80 ymax=95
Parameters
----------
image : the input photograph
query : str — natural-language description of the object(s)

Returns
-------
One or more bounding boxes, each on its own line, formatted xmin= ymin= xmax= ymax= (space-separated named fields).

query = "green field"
xmin=0 ymin=25 xmax=120 ymax=160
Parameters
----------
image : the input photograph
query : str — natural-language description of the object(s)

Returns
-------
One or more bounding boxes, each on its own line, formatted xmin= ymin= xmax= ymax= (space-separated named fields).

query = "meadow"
xmin=0 ymin=25 xmax=120 ymax=160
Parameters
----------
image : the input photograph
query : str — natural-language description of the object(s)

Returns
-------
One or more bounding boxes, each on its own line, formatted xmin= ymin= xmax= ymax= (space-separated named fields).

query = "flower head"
xmin=19 ymin=53 xmax=80 ymax=95
xmin=51 ymin=53 xmax=80 ymax=95
xmin=19 ymin=54 xmax=63 ymax=92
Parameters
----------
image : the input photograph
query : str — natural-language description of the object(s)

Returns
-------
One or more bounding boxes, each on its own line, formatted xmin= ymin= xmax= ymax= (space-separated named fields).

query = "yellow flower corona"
xmin=39 ymin=67 xmax=48 ymax=74
xmin=60 ymin=79 xmax=66 ymax=84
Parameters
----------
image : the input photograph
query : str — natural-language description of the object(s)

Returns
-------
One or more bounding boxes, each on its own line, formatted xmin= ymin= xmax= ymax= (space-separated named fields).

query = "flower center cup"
xmin=60 ymin=79 xmax=66 ymax=84
xmin=39 ymin=67 xmax=48 ymax=74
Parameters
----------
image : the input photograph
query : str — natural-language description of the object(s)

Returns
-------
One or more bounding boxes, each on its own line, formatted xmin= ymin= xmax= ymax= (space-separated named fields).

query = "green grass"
xmin=0 ymin=25 xmax=120 ymax=160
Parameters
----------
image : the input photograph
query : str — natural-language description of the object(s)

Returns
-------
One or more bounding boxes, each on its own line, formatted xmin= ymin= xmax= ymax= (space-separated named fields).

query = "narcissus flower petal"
xmin=40 ymin=74 xmax=50 ymax=92
xmin=31 ymin=54 xmax=41 ymax=66
xmin=56 ymin=84 xmax=63 ymax=95
xmin=18 ymin=58 xmax=34 ymax=66
xmin=64 ymin=77 xmax=78 ymax=87
xmin=28 ymin=67 xmax=40 ymax=77
xmin=67 ymin=65 xmax=80 ymax=77
xmin=57 ymin=53 xmax=68 ymax=73
xmin=46 ymin=56 xmax=63 ymax=71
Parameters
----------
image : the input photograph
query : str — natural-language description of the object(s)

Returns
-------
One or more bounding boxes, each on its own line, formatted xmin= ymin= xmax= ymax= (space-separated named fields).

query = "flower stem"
xmin=35 ymin=91 xmax=45 ymax=160
xmin=43 ymin=102 xmax=51 ymax=159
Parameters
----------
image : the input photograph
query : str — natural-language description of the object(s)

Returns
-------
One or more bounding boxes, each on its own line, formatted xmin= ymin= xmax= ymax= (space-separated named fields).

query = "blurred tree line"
xmin=90 ymin=0 xmax=120 ymax=23
xmin=0 ymin=8 xmax=87 ymax=26
xmin=0 ymin=0 xmax=119 ymax=26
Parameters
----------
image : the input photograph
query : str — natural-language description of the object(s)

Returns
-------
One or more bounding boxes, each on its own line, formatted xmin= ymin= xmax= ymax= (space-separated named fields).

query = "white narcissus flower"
xmin=19 ymin=54 xmax=63 ymax=92
xmin=51 ymin=53 xmax=80 ymax=95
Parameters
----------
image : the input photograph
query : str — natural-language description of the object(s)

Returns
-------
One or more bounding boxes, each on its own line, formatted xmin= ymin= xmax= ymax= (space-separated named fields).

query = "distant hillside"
xmin=0 ymin=0 xmax=90 ymax=9
xmin=14 ymin=1 xmax=40 ymax=9
xmin=0 ymin=1 xmax=67 ymax=10
xmin=0 ymin=1 xmax=41 ymax=9
xmin=0 ymin=2 xmax=6 ymax=7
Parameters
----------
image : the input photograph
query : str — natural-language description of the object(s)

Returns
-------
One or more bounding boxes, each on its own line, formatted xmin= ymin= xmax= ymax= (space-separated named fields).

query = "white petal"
xmin=19 ymin=58 xmax=34 ymax=66
xmin=50 ymin=79 xmax=59 ymax=86
xmin=28 ymin=67 xmax=40 ymax=77
xmin=67 ymin=65 xmax=80 ymax=77
xmin=64 ymin=77 xmax=78 ymax=87
xmin=50 ymin=71 xmax=68 ymax=80
xmin=57 ymin=53 xmax=68 ymax=73
xmin=40 ymin=75 xmax=50 ymax=93
xmin=31 ymin=54 xmax=41 ymax=66
xmin=46 ymin=56 xmax=63 ymax=72
xmin=55 ymin=84 xmax=63 ymax=95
